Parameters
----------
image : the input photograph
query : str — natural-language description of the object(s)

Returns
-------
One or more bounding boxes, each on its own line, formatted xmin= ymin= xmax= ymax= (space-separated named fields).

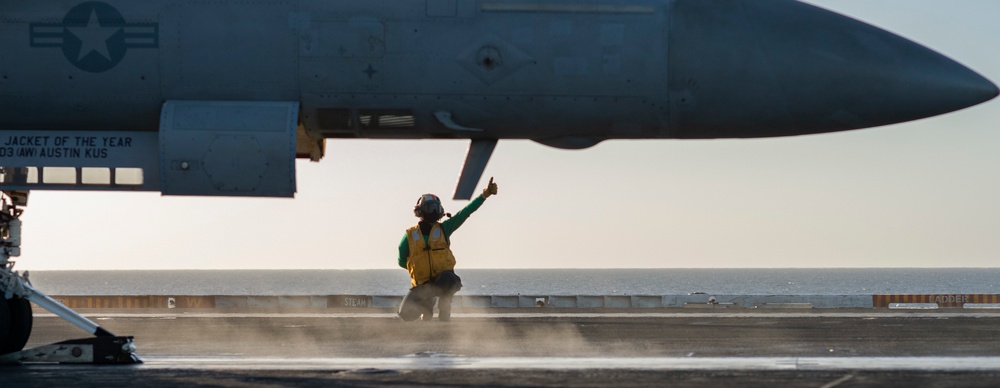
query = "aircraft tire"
xmin=1 ymin=297 xmax=31 ymax=354
xmin=0 ymin=297 xmax=9 ymax=353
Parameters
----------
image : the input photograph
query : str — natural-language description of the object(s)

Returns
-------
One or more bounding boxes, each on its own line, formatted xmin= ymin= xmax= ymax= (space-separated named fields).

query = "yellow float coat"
xmin=405 ymin=223 xmax=456 ymax=287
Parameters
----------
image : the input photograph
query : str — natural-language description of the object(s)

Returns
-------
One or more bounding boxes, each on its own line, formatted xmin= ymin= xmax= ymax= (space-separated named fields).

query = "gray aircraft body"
xmin=0 ymin=0 xmax=997 ymax=358
xmin=0 ymin=0 xmax=996 ymax=198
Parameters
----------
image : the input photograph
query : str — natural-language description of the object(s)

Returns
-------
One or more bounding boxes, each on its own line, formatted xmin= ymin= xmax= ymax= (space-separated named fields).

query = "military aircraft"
xmin=0 ymin=0 xmax=996 ymax=360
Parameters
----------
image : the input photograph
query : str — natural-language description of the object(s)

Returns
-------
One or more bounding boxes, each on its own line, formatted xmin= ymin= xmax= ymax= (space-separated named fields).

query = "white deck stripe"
xmin=37 ymin=311 xmax=1000 ymax=319
xmin=134 ymin=356 xmax=1000 ymax=371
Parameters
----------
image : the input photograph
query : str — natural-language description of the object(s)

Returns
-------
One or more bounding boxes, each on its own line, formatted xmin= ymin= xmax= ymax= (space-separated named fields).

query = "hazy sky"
xmin=15 ymin=0 xmax=1000 ymax=270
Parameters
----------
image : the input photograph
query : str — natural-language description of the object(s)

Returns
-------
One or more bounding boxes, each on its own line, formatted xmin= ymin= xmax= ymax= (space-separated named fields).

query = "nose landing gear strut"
xmin=0 ymin=190 xmax=141 ymax=364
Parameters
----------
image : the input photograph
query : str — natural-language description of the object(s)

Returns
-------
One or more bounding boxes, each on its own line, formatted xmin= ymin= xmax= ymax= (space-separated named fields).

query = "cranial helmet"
xmin=414 ymin=194 xmax=445 ymax=221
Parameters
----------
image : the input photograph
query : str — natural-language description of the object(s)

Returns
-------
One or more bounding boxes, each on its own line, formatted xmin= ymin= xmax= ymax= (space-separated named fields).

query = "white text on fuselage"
xmin=0 ymin=135 xmax=133 ymax=159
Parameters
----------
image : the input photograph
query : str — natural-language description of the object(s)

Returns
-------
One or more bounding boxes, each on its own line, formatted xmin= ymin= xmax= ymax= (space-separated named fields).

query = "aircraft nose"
xmin=666 ymin=0 xmax=999 ymax=138
xmin=966 ymin=73 xmax=1000 ymax=102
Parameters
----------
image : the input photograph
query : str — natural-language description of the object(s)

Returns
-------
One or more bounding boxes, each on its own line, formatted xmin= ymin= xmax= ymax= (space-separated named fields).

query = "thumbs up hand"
xmin=482 ymin=177 xmax=498 ymax=198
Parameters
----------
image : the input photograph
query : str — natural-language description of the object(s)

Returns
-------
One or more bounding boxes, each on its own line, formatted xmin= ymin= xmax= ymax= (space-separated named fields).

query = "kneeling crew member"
xmin=397 ymin=178 xmax=498 ymax=321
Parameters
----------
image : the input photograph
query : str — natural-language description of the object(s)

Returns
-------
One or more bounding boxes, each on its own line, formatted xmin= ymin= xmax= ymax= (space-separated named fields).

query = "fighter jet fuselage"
xmin=0 ymin=0 xmax=996 ymax=198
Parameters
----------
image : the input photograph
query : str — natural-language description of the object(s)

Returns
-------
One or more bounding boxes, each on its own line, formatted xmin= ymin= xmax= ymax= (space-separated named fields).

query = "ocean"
xmin=22 ymin=268 xmax=1000 ymax=296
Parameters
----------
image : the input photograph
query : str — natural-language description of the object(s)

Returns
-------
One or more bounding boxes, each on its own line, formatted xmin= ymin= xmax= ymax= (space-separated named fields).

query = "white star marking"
xmin=66 ymin=9 xmax=120 ymax=61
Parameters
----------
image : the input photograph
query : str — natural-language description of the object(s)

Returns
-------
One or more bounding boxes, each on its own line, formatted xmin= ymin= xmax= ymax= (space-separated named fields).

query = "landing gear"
xmin=1 ymin=296 xmax=32 ymax=354
xmin=0 ymin=190 xmax=140 ymax=364
xmin=0 ymin=297 xmax=7 ymax=349
xmin=0 ymin=190 xmax=27 ymax=354
xmin=0 ymin=298 xmax=32 ymax=355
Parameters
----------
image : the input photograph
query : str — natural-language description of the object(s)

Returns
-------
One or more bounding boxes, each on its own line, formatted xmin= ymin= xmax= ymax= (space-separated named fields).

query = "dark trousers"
xmin=398 ymin=270 xmax=462 ymax=321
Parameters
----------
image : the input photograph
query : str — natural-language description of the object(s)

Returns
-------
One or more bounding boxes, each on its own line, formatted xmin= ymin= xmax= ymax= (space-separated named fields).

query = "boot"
xmin=438 ymin=296 xmax=452 ymax=321
xmin=421 ymin=297 xmax=434 ymax=321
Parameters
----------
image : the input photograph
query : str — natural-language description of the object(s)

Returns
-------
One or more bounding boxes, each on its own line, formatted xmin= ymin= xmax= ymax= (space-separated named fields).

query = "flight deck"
xmin=5 ymin=294 xmax=1000 ymax=387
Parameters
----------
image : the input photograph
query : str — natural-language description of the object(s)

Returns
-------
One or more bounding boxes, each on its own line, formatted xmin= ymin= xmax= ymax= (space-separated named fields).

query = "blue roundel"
xmin=61 ymin=2 xmax=127 ymax=73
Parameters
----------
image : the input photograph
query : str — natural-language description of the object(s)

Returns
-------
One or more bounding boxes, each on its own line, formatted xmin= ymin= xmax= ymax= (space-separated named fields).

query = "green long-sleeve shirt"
xmin=398 ymin=195 xmax=486 ymax=269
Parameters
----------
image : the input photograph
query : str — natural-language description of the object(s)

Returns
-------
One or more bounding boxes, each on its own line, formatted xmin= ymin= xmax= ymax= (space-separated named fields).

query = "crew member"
xmin=397 ymin=178 xmax=498 ymax=321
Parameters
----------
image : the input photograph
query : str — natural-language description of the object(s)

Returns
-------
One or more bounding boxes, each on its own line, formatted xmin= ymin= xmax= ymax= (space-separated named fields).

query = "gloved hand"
xmin=482 ymin=177 xmax=498 ymax=198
